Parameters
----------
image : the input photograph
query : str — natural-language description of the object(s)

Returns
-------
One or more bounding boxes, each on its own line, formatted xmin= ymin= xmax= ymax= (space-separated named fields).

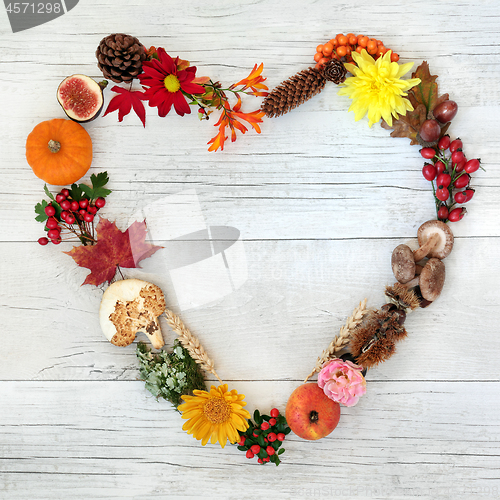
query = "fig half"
xmin=57 ymin=74 xmax=106 ymax=123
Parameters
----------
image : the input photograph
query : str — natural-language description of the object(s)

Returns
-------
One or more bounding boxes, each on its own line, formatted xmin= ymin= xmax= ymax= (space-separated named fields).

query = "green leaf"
xmin=278 ymin=448 xmax=285 ymax=455
xmin=257 ymin=435 xmax=266 ymax=447
xmin=272 ymin=441 xmax=280 ymax=451
xmin=43 ymin=184 xmax=55 ymax=202
xmin=253 ymin=409 xmax=260 ymax=422
xmin=90 ymin=171 xmax=112 ymax=200
xmin=284 ymin=427 xmax=291 ymax=435
xmin=35 ymin=200 xmax=49 ymax=222
xmin=270 ymin=454 xmax=278 ymax=464
xmin=257 ymin=449 xmax=267 ymax=459
xmin=237 ymin=445 xmax=247 ymax=452
xmin=69 ymin=182 xmax=84 ymax=201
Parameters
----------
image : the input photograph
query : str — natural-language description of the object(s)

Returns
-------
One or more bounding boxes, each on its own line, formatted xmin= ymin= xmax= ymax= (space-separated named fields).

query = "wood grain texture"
xmin=1 ymin=0 xmax=500 ymax=497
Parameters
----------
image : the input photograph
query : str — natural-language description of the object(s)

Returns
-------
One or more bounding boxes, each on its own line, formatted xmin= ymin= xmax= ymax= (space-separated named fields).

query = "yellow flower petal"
xmin=338 ymin=49 xmax=421 ymax=128
xmin=178 ymin=383 xmax=250 ymax=448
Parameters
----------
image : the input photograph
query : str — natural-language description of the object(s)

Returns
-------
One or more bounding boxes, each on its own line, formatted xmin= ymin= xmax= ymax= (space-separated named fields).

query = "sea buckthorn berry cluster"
xmin=35 ymin=172 xmax=111 ymax=246
xmin=314 ymin=33 xmax=399 ymax=69
xmin=420 ymin=138 xmax=481 ymax=222
xmin=236 ymin=408 xmax=291 ymax=465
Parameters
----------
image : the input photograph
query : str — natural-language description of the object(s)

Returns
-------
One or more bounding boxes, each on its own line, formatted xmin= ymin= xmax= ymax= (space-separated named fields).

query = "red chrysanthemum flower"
xmin=138 ymin=47 xmax=205 ymax=117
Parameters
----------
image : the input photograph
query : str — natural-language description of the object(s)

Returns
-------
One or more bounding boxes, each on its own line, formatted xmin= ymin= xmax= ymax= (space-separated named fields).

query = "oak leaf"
xmin=64 ymin=218 xmax=163 ymax=286
xmin=382 ymin=61 xmax=450 ymax=144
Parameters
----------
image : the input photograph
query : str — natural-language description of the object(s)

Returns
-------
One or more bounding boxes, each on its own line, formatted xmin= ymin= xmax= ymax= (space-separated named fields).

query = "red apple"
xmin=285 ymin=383 xmax=340 ymax=440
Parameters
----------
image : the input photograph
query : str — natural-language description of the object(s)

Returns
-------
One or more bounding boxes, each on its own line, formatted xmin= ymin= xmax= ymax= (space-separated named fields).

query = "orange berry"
xmin=376 ymin=39 xmax=384 ymax=46
xmin=391 ymin=52 xmax=400 ymax=62
xmin=329 ymin=38 xmax=338 ymax=48
xmin=336 ymin=45 xmax=347 ymax=57
xmin=323 ymin=42 xmax=333 ymax=56
xmin=314 ymin=52 xmax=322 ymax=62
xmin=345 ymin=46 xmax=351 ymax=55
xmin=348 ymin=35 xmax=358 ymax=45
xmin=331 ymin=52 xmax=340 ymax=60
xmin=356 ymin=45 xmax=364 ymax=54
xmin=358 ymin=36 xmax=369 ymax=47
xmin=367 ymin=40 xmax=378 ymax=54
xmin=346 ymin=32 xmax=355 ymax=39
xmin=337 ymin=34 xmax=348 ymax=46
xmin=316 ymin=44 xmax=324 ymax=53
xmin=357 ymin=34 xmax=365 ymax=43
xmin=318 ymin=57 xmax=330 ymax=66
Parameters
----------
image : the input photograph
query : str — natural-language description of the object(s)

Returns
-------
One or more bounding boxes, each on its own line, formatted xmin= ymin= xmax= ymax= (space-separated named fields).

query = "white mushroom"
xmin=99 ymin=279 xmax=166 ymax=349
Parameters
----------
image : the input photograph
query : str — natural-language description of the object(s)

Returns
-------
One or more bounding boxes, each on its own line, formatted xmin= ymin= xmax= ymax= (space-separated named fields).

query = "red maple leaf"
xmin=64 ymin=218 xmax=163 ymax=286
xmin=103 ymin=86 xmax=147 ymax=127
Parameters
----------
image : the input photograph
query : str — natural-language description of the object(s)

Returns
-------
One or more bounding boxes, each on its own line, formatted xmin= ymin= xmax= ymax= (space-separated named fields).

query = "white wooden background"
xmin=1 ymin=0 xmax=500 ymax=498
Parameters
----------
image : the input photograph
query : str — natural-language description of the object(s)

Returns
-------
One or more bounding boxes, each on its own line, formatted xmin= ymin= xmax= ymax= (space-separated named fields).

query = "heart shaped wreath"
xmin=28 ymin=32 xmax=482 ymax=466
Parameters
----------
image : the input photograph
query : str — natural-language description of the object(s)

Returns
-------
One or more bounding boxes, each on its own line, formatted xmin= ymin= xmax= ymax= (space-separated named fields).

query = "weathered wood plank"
xmin=0 ymin=381 xmax=499 ymax=499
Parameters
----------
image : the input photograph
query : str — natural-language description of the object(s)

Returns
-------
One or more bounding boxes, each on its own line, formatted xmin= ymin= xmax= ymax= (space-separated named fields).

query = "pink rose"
xmin=317 ymin=358 xmax=366 ymax=407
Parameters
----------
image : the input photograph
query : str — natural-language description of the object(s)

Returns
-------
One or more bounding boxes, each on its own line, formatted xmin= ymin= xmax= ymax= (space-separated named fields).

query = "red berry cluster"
xmin=236 ymin=408 xmax=290 ymax=466
xmin=35 ymin=172 xmax=111 ymax=246
xmin=420 ymin=137 xmax=480 ymax=222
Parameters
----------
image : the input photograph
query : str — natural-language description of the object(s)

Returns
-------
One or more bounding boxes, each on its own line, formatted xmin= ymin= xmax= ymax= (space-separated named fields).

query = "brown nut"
xmin=392 ymin=244 xmax=416 ymax=284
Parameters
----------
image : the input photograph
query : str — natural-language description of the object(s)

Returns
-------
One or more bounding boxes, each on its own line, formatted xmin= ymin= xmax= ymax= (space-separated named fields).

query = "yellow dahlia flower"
xmin=338 ymin=49 xmax=421 ymax=127
xmin=178 ymin=384 xmax=250 ymax=448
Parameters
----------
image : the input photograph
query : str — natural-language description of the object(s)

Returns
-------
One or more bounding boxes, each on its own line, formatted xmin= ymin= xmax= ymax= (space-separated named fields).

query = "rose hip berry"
xmin=438 ymin=135 xmax=450 ymax=150
xmin=79 ymin=198 xmax=89 ymax=209
xmin=420 ymin=147 xmax=436 ymax=159
xmin=267 ymin=432 xmax=277 ymax=442
xmin=266 ymin=446 xmax=275 ymax=456
xmin=448 ymin=207 xmax=466 ymax=222
xmin=260 ymin=422 xmax=270 ymax=431
xmin=269 ymin=418 xmax=277 ymax=426
xmin=238 ymin=436 xmax=246 ymax=446
xmin=449 ymin=138 xmax=463 ymax=153
xmin=250 ymin=444 xmax=261 ymax=454
xmin=422 ymin=164 xmax=436 ymax=181
xmin=70 ymin=201 xmax=80 ymax=212
xmin=436 ymin=187 xmax=449 ymax=201
xmin=453 ymin=174 xmax=470 ymax=189
xmin=437 ymin=205 xmax=449 ymax=220
xmin=464 ymin=159 xmax=480 ymax=174
xmin=436 ymin=173 xmax=451 ymax=188
xmin=246 ymin=450 xmax=254 ymax=459
xmin=435 ymin=160 xmax=445 ymax=175
xmin=38 ymin=237 xmax=49 ymax=245
xmin=277 ymin=433 xmax=286 ymax=441
xmin=270 ymin=408 xmax=280 ymax=418
xmin=56 ymin=193 xmax=66 ymax=203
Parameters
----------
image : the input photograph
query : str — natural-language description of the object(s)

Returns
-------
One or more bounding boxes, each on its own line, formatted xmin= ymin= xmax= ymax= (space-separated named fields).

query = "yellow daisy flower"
xmin=178 ymin=384 xmax=250 ymax=448
xmin=338 ymin=49 xmax=421 ymax=127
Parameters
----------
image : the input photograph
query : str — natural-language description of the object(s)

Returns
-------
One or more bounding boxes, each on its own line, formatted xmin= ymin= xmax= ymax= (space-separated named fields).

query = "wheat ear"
xmin=163 ymin=309 xmax=223 ymax=384
xmin=304 ymin=299 xmax=368 ymax=383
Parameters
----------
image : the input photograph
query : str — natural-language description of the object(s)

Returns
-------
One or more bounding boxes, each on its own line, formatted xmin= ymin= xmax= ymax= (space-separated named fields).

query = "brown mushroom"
xmin=414 ymin=220 xmax=454 ymax=262
xmin=419 ymin=258 xmax=446 ymax=301
xmin=391 ymin=244 xmax=416 ymax=284
xmin=403 ymin=258 xmax=446 ymax=302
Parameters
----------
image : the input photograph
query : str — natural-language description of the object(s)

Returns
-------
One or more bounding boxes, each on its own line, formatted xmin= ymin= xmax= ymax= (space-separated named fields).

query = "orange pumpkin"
xmin=26 ymin=118 xmax=93 ymax=185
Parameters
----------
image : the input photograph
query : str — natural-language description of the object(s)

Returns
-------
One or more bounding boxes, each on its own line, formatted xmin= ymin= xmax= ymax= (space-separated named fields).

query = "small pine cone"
xmin=261 ymin=67 xmax=326 ymax=118
xmin=320 ymin=59 xmax=348 ymax=84
xmin=96 ymin=33 xmax=146 ymax=83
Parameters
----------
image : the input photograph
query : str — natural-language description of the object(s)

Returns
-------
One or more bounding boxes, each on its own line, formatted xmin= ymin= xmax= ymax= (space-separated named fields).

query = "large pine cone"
xmin=261 ymin=67 xmax=326 ymax=118
xmin=96 ymin=33 xmax=146 ymax=83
